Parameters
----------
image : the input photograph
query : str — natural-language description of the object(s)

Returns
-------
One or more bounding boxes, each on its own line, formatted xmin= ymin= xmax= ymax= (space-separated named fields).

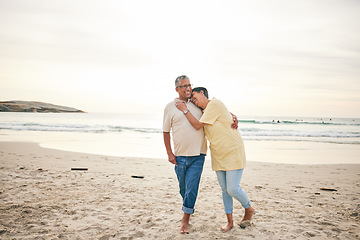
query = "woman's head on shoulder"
xmin=192 ymin=87 xmax=208 ymax=98
xmin=191 ymin=87 xmax=210 ymax=109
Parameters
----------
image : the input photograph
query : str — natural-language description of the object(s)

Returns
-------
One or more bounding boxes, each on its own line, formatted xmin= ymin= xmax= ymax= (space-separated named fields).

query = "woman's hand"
xmin=176 ymin=101 xmax=206 ymax=130
xmin=175 ymin=101 xmax=188 ymax=112
xmin=230 ymin=112 xmax=238 ymax=130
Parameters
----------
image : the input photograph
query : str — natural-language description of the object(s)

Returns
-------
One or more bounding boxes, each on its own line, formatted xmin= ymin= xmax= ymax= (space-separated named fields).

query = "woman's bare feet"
xmin=241 ymin=206 xmax=254 ymax=222
xmin=239 ymin=220 xmax=251 ymax=229
xmin=221 ymin=213 xmax=234 ymax=232
xmin=221 ymin=222 xmax=234 ymax=232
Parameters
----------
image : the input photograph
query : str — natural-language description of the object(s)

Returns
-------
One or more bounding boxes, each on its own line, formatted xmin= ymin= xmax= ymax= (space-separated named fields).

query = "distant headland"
xmin=0 ymin=101 xmax=85 ymax=113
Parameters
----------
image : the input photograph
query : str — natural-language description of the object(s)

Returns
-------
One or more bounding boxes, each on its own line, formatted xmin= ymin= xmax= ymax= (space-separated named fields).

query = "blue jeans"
xmin=216 ymin=169 xmax=251 ymax=214
xmin=175 ymin=154 xmax=205 ymax=214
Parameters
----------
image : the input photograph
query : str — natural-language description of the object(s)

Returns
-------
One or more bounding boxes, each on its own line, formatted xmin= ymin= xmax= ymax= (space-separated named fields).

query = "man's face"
xmin=176 ymin=79 xmax=192 ymax=101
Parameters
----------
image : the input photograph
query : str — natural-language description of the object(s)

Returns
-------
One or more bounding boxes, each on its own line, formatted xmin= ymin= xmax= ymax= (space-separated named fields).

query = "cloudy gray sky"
xmin=1 ymin=0 xmax=359 ymax=117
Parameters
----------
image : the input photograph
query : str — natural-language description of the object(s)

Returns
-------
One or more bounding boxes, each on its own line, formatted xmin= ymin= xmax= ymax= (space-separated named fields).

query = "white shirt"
xmin=163 ymin=98 xmax=207 ymax=156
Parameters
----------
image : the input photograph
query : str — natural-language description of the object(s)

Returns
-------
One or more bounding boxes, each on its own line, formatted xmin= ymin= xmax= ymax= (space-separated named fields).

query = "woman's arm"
xmin=176 ymin=102 xmax=206 ymax=130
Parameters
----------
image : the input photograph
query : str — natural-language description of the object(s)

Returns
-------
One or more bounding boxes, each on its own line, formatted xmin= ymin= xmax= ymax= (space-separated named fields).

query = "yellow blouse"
xmin=200 ymin=98 xmax=246 ymax=171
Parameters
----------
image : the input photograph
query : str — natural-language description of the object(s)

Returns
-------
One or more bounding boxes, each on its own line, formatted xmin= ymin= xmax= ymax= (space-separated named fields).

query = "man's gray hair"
xmin=175 ymin=75 xmax=189 ymax=87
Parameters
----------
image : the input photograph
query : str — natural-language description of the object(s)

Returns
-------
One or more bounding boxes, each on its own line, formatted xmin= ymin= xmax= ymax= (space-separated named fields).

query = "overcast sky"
xmin=1 ymin=0 xmax=359 ymax=117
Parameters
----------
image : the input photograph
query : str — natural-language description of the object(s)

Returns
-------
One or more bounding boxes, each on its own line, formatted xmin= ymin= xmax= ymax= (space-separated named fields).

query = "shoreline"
xmin=1 ymin=136 xmax=359 ymax=165
xmin=0 ymin=142 xmax=359 ymax=239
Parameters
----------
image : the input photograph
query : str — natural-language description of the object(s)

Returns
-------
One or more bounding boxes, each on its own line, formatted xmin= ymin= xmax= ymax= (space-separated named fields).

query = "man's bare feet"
xmin=180 ymin=224 xmax=189 ymax=234
xmin=241 ymin=206 xmax=254 ymax=222
xmin=221 ymin=222 xmax=234 ymax=232
xmin=180 ymin=213 xmax=190 ymax=234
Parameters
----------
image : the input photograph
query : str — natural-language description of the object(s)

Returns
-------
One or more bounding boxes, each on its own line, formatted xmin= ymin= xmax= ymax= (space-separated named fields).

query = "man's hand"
xmin=163 ymin=132 xmax=177 ymax=165
xmin=230 ymin=113 xmax=238 ymax=130
xmin=168 ymin=152 xmax=177 ymax=166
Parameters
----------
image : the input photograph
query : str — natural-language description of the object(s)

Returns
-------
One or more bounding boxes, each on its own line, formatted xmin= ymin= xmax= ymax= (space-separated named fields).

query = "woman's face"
xmin=191 ymin=91 xmax=204 ymax=108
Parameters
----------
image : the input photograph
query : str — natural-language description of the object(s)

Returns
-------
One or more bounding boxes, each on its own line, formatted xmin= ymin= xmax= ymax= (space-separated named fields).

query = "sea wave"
xmin=1 ymin=113 xmax=360 ymax=146
xmin=1 ymin=122 xmax=359 ymax=139
xmin=240 ymin=128 xmax=360 ymax=138
xmin=0 ymin=122 xmax=162 ymax=134
xmin=238 ymin=119 xmax=360 ymax=126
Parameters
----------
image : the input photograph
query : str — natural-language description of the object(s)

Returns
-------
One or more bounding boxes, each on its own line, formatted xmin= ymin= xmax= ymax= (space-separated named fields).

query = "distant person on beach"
xmin=175 ymin=87 xmax=254 ymax=232
xmin=163 ymin=75 xmax=238 ymax=234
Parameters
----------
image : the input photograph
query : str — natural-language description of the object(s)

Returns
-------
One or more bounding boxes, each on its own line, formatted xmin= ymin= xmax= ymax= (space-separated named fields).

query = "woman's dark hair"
xmin=192 ymin=87 xmax=208 ymax=99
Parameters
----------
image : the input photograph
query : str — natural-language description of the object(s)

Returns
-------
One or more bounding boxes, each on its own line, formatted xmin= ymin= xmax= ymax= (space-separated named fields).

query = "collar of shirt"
xmin=174 ymin=98 xmax=190 ymax=103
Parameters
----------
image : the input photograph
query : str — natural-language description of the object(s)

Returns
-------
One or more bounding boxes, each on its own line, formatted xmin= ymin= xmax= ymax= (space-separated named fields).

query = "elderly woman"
xmin=176 ymin=87 xmax=254 ymax=232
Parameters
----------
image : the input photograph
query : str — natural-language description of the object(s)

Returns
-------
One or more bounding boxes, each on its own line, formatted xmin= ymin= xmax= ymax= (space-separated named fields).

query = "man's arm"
xmin=163 ymin=132 xmax=177 ymax=165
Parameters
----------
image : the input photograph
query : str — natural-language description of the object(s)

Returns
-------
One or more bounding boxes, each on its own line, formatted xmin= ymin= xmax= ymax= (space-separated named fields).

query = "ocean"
xmin=0 ymin=112 xmax=359 ymax=164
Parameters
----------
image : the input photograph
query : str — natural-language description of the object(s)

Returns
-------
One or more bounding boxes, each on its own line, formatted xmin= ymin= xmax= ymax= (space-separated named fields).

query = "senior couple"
xmin=163 ymin=75 xmax=254 ymax=234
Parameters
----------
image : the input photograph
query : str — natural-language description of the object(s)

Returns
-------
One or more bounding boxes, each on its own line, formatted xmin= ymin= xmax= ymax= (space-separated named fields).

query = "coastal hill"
xmin=0 ymin=101 xmax=85 ymax=113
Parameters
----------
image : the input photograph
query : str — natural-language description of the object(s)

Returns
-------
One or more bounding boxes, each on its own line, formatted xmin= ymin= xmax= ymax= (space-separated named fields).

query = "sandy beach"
xmin=0 ymin=142 xmax=359 ymax=239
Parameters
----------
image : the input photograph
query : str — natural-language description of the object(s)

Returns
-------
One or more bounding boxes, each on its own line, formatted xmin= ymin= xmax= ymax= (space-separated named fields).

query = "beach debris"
xmin=131 ymin=175 xmax=144 ymax=179
xmin=37 ymin=168 xmax=48 ymax=172
xmin=71 ymin=168 xmax=88 ymax=171
xmin=306 ymin=231 xmax=316 ymax=237
xmin=19 ymin=167 xmax=25 ymax=169
xmin=99 ymin=234 xmax=112 ymax=240
xmin=319 ymin=188 xmax=337 ymax=192
xmin=239 ymin=220 xmax=251 ymax=229
xmin=315 ymin=192 xmax=321 ymax=195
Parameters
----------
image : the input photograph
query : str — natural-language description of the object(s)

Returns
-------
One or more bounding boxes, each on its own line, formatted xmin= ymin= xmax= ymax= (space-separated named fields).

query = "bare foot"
xmin=180 ymin=224 xmax=189 ymax=234
xmin=239 ymin=220 xmax=251 ymax=229
xmin=241 ymin=206 xmax=254 ymax=222
xmin=221 ymin=222 xmax=234 ymax=232
xmin=180 ymin=213 xmax=190 ymax=234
